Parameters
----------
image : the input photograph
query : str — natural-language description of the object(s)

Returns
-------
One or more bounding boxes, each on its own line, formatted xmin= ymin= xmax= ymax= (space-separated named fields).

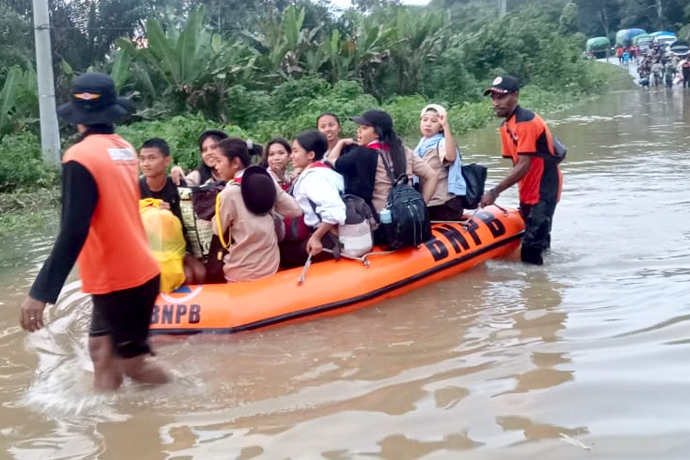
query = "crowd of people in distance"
xmin=634 ymin=42 xmax=690 ymax=89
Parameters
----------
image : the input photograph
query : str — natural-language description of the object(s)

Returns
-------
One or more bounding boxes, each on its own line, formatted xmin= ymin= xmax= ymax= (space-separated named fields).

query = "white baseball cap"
xmin=420 ymin=104 xmax=447 ymax=118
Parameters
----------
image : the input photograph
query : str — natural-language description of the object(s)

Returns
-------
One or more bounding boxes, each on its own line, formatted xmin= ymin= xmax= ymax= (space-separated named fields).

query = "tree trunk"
xmin=655 ymin=0 xmax=663 ymax=30
xmin=498 ymin=0 xmax=506 ymax=18
xmin=598 ymin=8 xmax=609 ymax=38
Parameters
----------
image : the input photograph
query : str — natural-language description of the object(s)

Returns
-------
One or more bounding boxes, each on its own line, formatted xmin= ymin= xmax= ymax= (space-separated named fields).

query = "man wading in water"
xmin=480 ymin=75 xmax=563 ymax=265
xmin=19 ymin=73 xmax=169 ymax=391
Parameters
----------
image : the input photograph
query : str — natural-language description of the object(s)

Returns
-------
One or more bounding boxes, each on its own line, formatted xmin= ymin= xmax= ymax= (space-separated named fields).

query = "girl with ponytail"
xmin=212 ymin=138 xmax=301 ymax=282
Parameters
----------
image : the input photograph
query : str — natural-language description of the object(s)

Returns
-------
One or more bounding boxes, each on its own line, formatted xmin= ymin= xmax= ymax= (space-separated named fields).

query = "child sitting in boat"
xmin=263 ymin=138 xmax=295 ymax=191
xmin=317 ymin=112 xmax=342 ymax=157
xmin=327 ymin=109 xmax=438 ymax=214
xmin=139 ymin=137 xmax=206 ymax=284
xmin=280 ymin=130 xmax=346 ymax=268
xmin=170 ymin=130 xmax=227 ymax=187
xmin=213 ymin=138 xmax=302 ymax=282
xmin=414 ymin=104 xmax=467 ymax=221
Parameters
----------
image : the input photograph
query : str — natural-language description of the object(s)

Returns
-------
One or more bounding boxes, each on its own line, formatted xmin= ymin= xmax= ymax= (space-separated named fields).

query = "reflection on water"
xmin=2 ymin=86 xmax=690 ymax=459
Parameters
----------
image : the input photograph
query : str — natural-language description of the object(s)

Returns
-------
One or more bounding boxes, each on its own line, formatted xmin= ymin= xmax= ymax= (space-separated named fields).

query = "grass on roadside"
xmin=0 ymin=187 xmax=60 ymax=236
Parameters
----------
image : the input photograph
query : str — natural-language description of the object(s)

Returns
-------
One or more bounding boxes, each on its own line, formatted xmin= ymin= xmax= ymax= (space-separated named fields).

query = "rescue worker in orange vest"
xmin=480 ymin=75 xmax=563 ymax=265
xmin=19 ymin=73 xmax=169 ymax=391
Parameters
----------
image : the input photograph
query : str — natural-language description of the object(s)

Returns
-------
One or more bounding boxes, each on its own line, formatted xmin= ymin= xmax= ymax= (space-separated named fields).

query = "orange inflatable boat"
xmin=150 ymin=205 xmax=524 ymax=335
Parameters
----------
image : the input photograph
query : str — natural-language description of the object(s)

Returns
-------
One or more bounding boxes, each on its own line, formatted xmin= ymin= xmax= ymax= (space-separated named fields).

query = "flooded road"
xmin=1 ymin=86 xmax=690 ymax=459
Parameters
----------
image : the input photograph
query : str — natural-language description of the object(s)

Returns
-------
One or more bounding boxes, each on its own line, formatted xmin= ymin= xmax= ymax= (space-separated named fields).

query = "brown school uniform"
xmin=420 ymin=139 xmax=452 ymax=207
xmin=267 ymin=167 xmax=291 ymax=191
xmin=214 ymin=173 xmax=301 ymax=281
xmin=371 ymin=147 xmax=436 ymax=212
xmin=185 ymin=169 xmax=221 ymax=187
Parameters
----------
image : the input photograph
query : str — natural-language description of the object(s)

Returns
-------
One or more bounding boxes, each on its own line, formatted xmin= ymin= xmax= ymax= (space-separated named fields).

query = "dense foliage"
xmin=0 ymin=0 xmax=646 ymax=192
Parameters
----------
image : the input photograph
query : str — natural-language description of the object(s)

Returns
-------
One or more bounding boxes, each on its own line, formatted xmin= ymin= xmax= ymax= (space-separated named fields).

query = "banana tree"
xmin=389 ymin=8 xmax=449 ymax=95
xmin=119 ymin=6 xmax=257 ymax=119
xmin=339 ymin=14 xmax=397 ymax=99
xmin=243 ymin=6 xmax=323 ymax=82
xmin=0 ymin=67 xmax=21 ymax=137
xmin=143 ymin=6 xmax=210 ymax=96
xmin=322 ymin=29 xmax=354 ymax=84
xmin=110 ymin=46 xmax=133 ymax=93
xmin=0 ymin=66 xmax=38 ymax=138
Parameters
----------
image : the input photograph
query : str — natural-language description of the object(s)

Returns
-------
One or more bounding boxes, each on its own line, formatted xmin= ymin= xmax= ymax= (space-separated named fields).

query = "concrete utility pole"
xmin=32 ymin=0 xmax=61 ymax=165
xmin=499 ymin=0 xmax=507 ymax=18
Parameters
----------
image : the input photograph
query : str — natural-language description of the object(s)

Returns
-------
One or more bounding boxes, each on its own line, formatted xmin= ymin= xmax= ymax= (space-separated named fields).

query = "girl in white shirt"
xmin=280 ymin=130 xmax=346 ymax=268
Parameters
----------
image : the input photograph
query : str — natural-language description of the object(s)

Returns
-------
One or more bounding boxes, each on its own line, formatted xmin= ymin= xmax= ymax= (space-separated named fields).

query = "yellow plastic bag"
xmin=139 ymin=198 xmax=186 ymax=293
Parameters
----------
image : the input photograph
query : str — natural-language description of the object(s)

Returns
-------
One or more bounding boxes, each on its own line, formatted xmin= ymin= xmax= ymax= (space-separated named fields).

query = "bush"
xmin=224 ymin=85 xmax=274 ymax=127
xmin=270 ymin=77 xmax=331 ymax=116
xmin=382 ymin=95 xmax=427 ymax=138
xmin=425 ymin=46 xmax=483 ymax=104
xmin=449 ymin=101 xmax=495 ymax=135
xmin=0 ymin=132 xmax=58 ymax=192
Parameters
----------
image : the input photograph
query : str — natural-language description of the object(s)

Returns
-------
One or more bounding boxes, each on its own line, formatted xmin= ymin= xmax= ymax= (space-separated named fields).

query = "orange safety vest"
xmin=62 ymin=134 xmax=160 ymax=294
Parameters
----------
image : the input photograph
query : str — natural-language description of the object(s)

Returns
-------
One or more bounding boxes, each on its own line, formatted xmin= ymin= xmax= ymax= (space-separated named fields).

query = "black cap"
xmin=241 ymin=166 xmax=276 ymax=216
xmin=350 ymin=110 xmax=393 ymax=134
xmin=57 ymin=73 xmax=131 ymax=125
xmin=483 ymin=75 xmax=520 ymax=96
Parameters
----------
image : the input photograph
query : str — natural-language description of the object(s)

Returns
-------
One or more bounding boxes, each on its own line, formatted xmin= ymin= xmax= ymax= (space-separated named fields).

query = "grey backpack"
xmin=338 ymin=194 xmax=376 ymax=258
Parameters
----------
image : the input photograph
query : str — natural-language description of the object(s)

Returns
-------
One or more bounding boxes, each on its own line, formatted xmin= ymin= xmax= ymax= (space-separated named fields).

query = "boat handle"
xmin=323 ymin=248 xmax=371 ymax=268
xmin=297 ymin=253 xmax=313 ymax=286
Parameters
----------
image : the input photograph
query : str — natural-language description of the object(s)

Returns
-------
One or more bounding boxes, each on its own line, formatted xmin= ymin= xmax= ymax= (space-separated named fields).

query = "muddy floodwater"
xmin=1 ymin=87 xmax=689 ymax=459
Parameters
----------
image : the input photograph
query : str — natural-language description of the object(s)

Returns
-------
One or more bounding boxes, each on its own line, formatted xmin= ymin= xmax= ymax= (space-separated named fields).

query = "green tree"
xmin=0 ymin=66 xmax=38 ymax=138
xmin=0 ymin=4 xmax=34 ymax=81
xmin=574 ymin=0 xmax=620 ymax=37
xmin=350 ymin=0 xmax=401 ymax=13
xmin=49 ymin=0 xmax=149 ymax=72
xmin=134 ymin=7 xmax=258 ymax=120
xmin=559 ymin=2 xmax=579 ymax=34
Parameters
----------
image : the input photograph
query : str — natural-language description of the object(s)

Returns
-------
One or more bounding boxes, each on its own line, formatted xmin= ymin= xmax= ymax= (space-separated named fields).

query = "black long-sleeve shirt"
xmin=30 ymin=161 xmax=97 ymax=304
xmin=334 ymin=145 xmax=378 ymax=203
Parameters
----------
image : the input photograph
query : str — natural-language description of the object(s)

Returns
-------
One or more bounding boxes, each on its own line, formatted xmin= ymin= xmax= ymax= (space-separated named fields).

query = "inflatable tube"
xmin=150 ymin=205 xmax=525 ymax=335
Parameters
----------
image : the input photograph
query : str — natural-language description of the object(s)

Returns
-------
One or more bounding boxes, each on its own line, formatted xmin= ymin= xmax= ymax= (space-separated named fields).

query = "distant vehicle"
xmin=615 ymin=28 xmax=647 ymax=47
xmin=586 ymin=36 xmax=610 ymax=59
xmin=650 ymin=31 xmax=675 ymax=38
xmin=669 ymin=40 xmax=690 ymax=58
xmin=633 ymin=33 xmax=653 ymax=52
xmin=650 ymin=31 xmax=677 ymax=50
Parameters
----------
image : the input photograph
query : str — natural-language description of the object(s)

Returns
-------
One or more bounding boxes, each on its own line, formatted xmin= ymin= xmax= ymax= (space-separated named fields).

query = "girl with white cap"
xmin=414 ymin=104 xmax=467 ymax=220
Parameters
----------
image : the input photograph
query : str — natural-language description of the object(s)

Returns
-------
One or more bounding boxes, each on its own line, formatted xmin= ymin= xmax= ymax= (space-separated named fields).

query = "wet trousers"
xmin=519 ymin=199 xmax=557 ymax=265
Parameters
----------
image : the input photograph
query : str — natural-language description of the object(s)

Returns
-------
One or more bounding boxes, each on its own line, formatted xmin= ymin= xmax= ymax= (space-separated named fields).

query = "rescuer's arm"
xmin=29 ymin=161 xmax=98 ymax=304
xmin=480 ymin=155 xmax=532 ymax=207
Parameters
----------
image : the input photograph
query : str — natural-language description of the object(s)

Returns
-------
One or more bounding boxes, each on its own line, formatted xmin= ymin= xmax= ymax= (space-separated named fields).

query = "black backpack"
xmin=461 ymin=163 xmax=488 ymax=210
xmin=432 ymin=142 xmax=487 ymax=210
xmin=378 ymin=151 xmax=432 ymax=249
xmin=552 ymin=136 xmax=567 ymax=164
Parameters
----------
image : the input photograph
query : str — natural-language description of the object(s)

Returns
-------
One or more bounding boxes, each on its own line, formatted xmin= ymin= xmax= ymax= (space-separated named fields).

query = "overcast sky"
xmin=328 ymin=0 xmax=431 ymax=8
